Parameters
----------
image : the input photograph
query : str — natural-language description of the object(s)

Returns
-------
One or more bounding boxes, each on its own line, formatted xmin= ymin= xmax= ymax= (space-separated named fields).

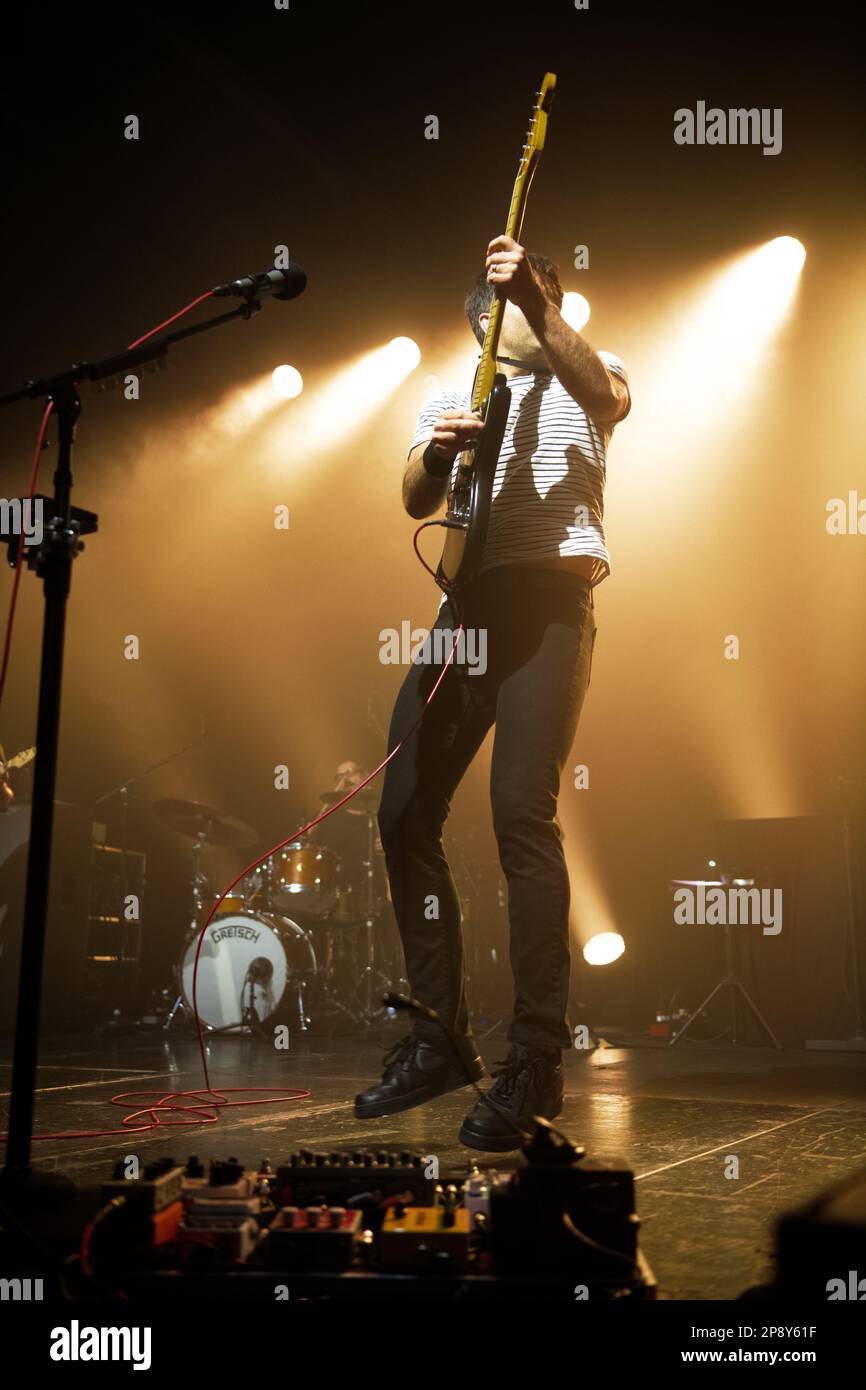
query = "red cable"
xmin=125 ymin=289 xmax=215 ymax=350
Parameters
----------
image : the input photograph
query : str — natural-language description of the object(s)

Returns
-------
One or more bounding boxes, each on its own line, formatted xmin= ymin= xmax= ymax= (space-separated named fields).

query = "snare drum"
xmin=206 ymin=893 xmax=247 ymax=918
xmin=179 ymin=911 xmax=317 ymax=1030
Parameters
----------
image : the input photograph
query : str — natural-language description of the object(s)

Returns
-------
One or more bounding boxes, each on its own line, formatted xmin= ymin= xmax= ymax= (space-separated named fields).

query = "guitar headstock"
xmin=519 ymin=72 xmax=557 ymax=176
xmin=7 ymin=746 xmax=36 ymax=771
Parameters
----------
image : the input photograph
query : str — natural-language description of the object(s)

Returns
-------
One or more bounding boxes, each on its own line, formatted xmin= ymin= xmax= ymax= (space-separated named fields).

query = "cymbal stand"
xmin=358 ymin=811 xmax=390 ymax=1023
xmin=164 ymin=831 xmax=210 ymax=1031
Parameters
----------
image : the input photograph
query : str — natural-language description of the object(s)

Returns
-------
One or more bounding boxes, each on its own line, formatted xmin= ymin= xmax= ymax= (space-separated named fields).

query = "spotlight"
xmin=261 ymin=337 xmax=422 ymax=462
xmin=561 ymin=292 xmax=591 ymax=333
xmin=272 ymin=365 xmax=304 ymax=399
xmin=582 ymin=932 xmax=625 ymax=966
xmin=384 ymin=336 xmax=421 ymax=372
xmin=766 ymin=235 xmax=806 ymax=273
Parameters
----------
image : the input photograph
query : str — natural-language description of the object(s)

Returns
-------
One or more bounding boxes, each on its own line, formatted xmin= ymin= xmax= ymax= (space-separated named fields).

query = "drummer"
xmin=312 ymin=760 xmax=382 ymax=910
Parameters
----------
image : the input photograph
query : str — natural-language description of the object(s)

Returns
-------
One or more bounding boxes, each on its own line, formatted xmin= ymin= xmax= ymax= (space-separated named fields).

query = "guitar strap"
xmin=495 ymin=355 xmax=552 ymax=374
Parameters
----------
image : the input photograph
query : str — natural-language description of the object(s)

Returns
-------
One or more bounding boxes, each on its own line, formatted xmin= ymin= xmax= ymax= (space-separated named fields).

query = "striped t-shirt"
xmin=410 ymin=351 xmax=629 ymax=584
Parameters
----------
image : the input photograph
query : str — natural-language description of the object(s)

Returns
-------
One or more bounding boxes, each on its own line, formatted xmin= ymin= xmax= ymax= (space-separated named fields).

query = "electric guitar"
xmin=5 ymin=746 xmax=36 ymax=773
xmin=0 ymin=745 xmax=35 ymax=810
xmin=436 ymin=72 xmax=556 ymax=595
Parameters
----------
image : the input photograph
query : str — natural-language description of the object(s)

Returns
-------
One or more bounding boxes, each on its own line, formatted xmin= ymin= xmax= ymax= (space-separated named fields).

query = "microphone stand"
xmin=0 ymin=293 xmax=279 ymax=1200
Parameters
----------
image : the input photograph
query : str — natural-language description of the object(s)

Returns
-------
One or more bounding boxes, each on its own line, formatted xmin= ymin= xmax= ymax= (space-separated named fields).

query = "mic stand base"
xmin=0 ymin=1164 xmax=76 ymax=1204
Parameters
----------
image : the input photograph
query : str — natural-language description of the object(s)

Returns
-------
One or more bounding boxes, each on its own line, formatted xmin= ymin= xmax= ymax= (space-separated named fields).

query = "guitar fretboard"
xmin=471 ymin=81 xmax=553 ymax=410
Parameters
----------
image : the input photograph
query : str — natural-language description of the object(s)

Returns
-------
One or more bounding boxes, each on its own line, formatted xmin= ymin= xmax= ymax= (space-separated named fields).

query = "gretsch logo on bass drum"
xmin=210 ymin=925 xmax=262 ymax=944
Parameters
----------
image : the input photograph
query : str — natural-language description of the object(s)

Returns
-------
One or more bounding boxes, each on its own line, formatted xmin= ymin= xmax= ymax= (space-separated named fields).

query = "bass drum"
xmin=179 ymin=912 xmax=317 ymax=1031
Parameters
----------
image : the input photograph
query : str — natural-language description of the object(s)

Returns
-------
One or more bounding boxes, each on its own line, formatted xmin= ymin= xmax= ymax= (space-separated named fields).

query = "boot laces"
xmin=382 ymin=1033 xmax=420 ymax=1075
xmin=488 ymin=1048 xmax=539 ymax=1105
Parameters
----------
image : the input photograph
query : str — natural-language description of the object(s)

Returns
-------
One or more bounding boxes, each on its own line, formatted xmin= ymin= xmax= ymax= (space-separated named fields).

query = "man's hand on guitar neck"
xmin=485 ymin=234 xmax=546 ymax=315
xmin=485 ymin=234 xmax=630 ymax=424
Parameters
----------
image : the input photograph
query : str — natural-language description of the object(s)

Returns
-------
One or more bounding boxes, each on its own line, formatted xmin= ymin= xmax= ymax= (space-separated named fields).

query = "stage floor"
xmin=2 ymin=1028 xmax=865 ymax=1300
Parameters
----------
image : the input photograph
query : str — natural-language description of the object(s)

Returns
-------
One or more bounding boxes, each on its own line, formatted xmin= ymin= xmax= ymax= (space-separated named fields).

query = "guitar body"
xmin=437 ymin=375 xmax=511 ymax=591
xmin=434 ymin=73 xmax=556 ymax=597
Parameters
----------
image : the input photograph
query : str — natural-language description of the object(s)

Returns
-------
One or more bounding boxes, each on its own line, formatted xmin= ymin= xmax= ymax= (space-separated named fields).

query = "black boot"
xmin=354 ymin=1031 xmax=485 ymax=1119
xmin=458 ymin=1043 xmax=563 ymax=1152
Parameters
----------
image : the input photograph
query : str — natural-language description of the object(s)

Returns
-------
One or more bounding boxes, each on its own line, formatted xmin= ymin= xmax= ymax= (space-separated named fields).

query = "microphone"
xmin=212 ymin=265 xmax=307 ymax=302
xmin=248 ymin=957 xmax=273 ymax=985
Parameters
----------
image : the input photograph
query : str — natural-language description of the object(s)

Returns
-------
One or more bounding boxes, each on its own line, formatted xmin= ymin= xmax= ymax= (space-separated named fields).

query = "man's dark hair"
xmin=464 ymin=253 xmax=564 ymax=345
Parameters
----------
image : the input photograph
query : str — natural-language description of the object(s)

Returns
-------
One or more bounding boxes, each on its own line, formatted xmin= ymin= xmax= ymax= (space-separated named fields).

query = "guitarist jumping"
xmin=355 ymin=83 xmax=630 ymax=1151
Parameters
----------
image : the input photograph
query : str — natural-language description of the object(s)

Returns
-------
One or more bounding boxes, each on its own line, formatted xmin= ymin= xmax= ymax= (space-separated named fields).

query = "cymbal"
xmin=153 ymin=798 xmax=258 ymax=848
xmin=670 ymin=879 xmax=724 ymax=888
xmin=319 ymin=786 xmax=380 ymax=814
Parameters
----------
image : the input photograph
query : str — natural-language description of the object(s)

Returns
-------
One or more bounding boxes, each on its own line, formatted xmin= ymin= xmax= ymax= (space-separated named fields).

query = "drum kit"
xmin=156 ymin=790 xmax=404 ymax=1037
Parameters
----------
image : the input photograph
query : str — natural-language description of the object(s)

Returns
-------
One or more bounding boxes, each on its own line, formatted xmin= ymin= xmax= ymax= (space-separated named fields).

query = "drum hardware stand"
xmin=311 ymin=921 xmax=362 ymax=1029
xmin=94 ymin=726 xmax=206 ymax=970
xmin=669 ymin=872 xmax=782 ymax=1049
xmin=211 ymin=970 xmax=271 ymax=1038
xmin=462 ymin=859 xmax=507 ymax=1042
xmin=357 ymin=810 xmax=393 ymax=1025
xmin=164 ymin=829 xmax=213 ymax=1032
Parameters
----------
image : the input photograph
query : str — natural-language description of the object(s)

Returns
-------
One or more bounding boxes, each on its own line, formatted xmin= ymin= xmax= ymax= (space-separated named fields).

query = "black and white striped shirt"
xmin=410 ymin=351 xmax=629 ymax=584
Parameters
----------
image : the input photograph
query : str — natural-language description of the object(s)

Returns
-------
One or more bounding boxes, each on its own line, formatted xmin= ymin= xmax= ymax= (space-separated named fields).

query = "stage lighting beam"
xmin=583 ymin=932 xmax=626 ymax=966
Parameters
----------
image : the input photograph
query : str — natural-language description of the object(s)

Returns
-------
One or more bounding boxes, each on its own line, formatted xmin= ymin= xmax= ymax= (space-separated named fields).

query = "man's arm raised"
xmin=485 ymin=234 xmax=629 ymax=424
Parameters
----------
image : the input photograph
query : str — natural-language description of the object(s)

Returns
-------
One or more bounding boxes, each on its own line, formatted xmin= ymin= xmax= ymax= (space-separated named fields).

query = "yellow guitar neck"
xmin=471 ymin=72 xmax=556 ymax=412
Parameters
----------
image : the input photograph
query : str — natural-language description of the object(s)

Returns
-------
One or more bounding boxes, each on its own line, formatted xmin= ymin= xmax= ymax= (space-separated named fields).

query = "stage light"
xmin=385 ymin=336 xmax=421 ymax=372
xmin=583 ymin=932 xmax=626 ymax=966
xmin=272 ymin=364 xmax=304 ymax=399
xmin=623 ymin=234 xmax=807 ymax=460
xmin=686 ymin=234 xmax=807 ymax=373
xmin=261 ymin=337 xmax=422 ymax=463
xmin=766 ymin=235 xmax=806 ymax=274
xmin=607 ymin=236 xmax=808 ymax=820
xmin=561 ymin=292 xmax=591 ymax=332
